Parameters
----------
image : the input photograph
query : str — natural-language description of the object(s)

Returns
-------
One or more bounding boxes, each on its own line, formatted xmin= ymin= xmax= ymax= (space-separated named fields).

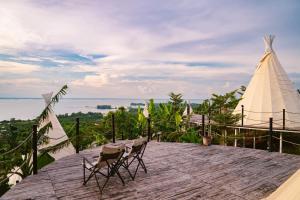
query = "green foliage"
xmin=169 ymin=92 xmax=184 ymax=113
xmin=195 ymin=89 xmax=242 ymax=125
xmin=179 ymin=128 xmax=201 ymax=144
xmin=37 ymin=153 xmax=54 ymax=169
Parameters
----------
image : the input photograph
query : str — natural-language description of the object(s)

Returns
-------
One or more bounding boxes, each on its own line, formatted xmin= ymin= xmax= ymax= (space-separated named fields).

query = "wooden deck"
xmin=2 ymin=142 xmax=300 ymax=200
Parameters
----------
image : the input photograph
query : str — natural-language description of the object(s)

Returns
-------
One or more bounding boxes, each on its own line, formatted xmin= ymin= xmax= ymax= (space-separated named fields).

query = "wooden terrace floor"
xmin=2 ymin=142 xmax=300 ymax=200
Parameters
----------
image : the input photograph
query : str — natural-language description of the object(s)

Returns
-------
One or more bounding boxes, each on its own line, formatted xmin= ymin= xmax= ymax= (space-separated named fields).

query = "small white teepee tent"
xmin=183 ymin=102 xmax=193 ymax=116
xmin=143 ymin=102 xmax=149 ymax=118
xmin=234 ymin=35 xmax=300 ymax=129
xmin=39 ymin=92 xmax=75 ymax=160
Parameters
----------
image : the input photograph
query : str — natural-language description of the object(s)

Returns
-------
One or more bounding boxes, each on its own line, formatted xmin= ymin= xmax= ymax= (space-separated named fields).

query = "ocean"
xmin=0 ymin=98 xmax=202 ymax=121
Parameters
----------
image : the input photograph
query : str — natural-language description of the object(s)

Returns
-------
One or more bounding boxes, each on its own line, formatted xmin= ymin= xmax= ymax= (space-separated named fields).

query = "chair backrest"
xmin=131 ymin=138 xmax=147 ymax=154
xmin=98 ymin=144 xmax=125 ymax=164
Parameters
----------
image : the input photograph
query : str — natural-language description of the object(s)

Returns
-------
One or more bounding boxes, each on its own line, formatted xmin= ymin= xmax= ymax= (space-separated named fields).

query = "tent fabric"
xmin=263 ymin=169 xmax=300 ymax=200
xmin=183 ymin=103 xmax=193 ymax=116
xmin=38 ymin=92 xmax=75 ymax=160
xmin=233 ymin=35 xmax=300 ymax=129
xmin=143 ymin=103 xmax=149 ymax=118
xmin=7 ymin=166 xmax=22 ymax=186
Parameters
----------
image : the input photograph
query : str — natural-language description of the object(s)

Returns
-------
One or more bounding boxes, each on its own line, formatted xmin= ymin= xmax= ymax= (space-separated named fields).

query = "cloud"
xmin=0 ymin=0 xmax=300 ymax=98
xmin=0 ymin=61 xmax=40 ymax=73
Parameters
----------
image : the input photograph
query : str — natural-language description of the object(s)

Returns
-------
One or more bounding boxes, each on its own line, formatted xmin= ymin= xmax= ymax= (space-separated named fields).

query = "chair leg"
xmin=123 ymin=164 xmax=134 ymax=180
xmin=138 ymin=158 xmax=147 ymax=173
xmin=94 ymin=174 xmax=101 ymax=192
xmin=132 ymin=162 xmax=141 ymax=180
xmin=115 ymin=170 xmax=125 ymax=185
xmin=101 ymin=176 xmax=110 ymax=192
xmin=83 ymin=169 xmax=96 ymax=185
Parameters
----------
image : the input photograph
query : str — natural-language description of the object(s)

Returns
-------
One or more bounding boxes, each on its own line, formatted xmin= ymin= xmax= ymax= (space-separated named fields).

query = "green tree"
xmin=169 ymin=92 xmax=184 ymax=113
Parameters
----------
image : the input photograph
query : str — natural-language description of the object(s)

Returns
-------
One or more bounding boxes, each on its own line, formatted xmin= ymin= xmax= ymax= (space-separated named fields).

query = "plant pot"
xmin=202 ymin=135 xmax=212 ymax=146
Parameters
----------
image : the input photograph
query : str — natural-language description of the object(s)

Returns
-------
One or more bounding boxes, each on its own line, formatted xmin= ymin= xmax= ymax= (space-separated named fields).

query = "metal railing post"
xmin=112 ymin=113 xmax=115 ymax=143
xmin=147 ymin=116 xmax=151 ymax=142
xmin=253 ymin=131 xmax=256 ymax=149
xmin=202 ymin=114 xmax=205 ymax=136
xmin=234 ymin=128 xmax=237 ymax=147
xmin=32 ymin=124 xmax=38 ymax=175
xmin=268 ymin=117 xmax=273 ymax=152
xmin=241 ymin=105 xmax=244 ymax=127
xmin=280 ymin=109 xmax=285 ymax=154
xmin=76 ymin=118 xmax=79 ymax=154
xmin=283 ymin=109 xmax=285 ymax=130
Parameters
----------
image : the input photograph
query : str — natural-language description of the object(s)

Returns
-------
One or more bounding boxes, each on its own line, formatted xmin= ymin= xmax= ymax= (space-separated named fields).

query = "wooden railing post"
xmin=32 ymin=124 xmax=38 ymax=175
xmin=268 ymin=117 xmax=273 ymax=152
xmin=112 ymin=113 xmax=115 ymax=143
xmin=76 ymin=118 xmax=79 ymax=154
xmin=147 ymin=115 xmax=151 ymax=142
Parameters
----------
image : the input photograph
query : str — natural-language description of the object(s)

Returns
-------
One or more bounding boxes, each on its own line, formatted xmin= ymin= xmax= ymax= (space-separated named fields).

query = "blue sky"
xmin=0 ymin=0 xmax=299 ymax=98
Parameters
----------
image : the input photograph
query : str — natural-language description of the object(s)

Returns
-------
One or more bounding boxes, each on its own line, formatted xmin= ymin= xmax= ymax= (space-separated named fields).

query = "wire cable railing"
xmin=244 ymin=109 xmax=282 ymax=114
xmin=272 ymin=136 xmax=300 ymax=146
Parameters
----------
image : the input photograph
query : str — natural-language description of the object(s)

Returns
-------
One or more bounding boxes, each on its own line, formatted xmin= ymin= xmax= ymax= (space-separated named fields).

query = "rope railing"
xmin=0 ymin=153 xmax=31 ymax=185
xmin=0 ymin=132 xmax=33 ymax=157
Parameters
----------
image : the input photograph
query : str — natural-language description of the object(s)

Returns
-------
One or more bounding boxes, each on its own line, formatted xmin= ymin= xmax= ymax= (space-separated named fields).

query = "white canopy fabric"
xmin=38 ymin=92 xmax=75 ymax=160
xmin=143 ymin=103 xmax=149 ymax=118
xmin=183 ymin=103 xmax=193 ymax=116
xmin=7 ymin=166 xmax=22 ymax=186
xmin=233 ymin=35 xmax=300 ymax=129
xmin=263 ymin=169 xmax=300 ymax=200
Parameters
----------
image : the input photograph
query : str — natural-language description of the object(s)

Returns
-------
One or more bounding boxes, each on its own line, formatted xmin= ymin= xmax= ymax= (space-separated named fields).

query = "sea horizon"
xmin=0 ymin=98 xmax=203 ymax=121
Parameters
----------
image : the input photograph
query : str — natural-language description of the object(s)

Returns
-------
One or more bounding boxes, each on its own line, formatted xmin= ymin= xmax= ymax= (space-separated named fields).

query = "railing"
xmin=193 ymin=112 xmax=300 ymax=154
xmin=238 ymin=105 xmax=300 ymax=130
xmin=0 ymin=129 xmax=34 ymax=185
xmin=1 ymin=108 xmax=299 ymax=183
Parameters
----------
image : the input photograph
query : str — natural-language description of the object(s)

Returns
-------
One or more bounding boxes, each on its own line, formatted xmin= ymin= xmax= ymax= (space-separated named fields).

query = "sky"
xmin=0 ymin=0 xmax=300 ymax=99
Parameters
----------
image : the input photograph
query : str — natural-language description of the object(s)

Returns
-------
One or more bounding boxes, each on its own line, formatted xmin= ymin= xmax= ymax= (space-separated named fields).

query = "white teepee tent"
xmin=38 ymin=92 xmax=75 ymax=160
xmin=233 ymin=35 xmax=300 ymax=129
xmin=143 ymin=102 xmax=149 ymax=118
xmin=183 ymin=102 xmax=193 ymax=116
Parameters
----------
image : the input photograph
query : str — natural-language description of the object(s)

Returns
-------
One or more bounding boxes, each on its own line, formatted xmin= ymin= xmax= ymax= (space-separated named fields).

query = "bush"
xmin=179 ymin=128 xmax=201 ymax=144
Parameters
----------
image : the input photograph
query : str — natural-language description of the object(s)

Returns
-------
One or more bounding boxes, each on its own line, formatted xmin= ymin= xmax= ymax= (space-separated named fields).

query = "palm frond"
xmin=36 ymin=85 xmax=68 ymax=124
xmin=39 ymin=139 xmax=71 ymax=154
xmin=37 ymin=122 xmax=52 ymax=145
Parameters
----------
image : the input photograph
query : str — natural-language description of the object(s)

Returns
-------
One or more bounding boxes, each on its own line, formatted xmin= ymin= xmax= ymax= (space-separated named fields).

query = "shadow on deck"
xmin=2 ymin=142 xmax=300 ymax=200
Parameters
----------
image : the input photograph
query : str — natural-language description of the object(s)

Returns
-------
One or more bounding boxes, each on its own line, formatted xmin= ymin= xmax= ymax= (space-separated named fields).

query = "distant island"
xmin=96 ymin=105 xmax=112 ymax=109
xmin=130 ymin=102 xmax=145 ymax=106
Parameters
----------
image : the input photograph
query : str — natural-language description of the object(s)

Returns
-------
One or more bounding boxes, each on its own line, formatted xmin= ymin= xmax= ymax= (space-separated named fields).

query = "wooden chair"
xmin=82 ymin=144 xmax=125 ymax=192
xmin=121 ymin=138 xmax=148 ymax=180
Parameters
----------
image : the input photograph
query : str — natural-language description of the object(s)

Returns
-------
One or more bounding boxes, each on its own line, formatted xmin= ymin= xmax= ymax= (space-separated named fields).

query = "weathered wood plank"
xmin=2 ymin=142 xmax=300 ymax=200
